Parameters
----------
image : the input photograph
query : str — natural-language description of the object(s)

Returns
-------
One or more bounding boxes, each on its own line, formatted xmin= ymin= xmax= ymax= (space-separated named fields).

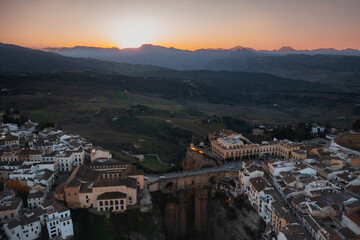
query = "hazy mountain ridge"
xmin=1 ymin=42 xmax=360 ymax=92
xmin=0 ymin=42 xmax=165 ymax=74
xmin=44 ymin=44 xmax=360 ymax=90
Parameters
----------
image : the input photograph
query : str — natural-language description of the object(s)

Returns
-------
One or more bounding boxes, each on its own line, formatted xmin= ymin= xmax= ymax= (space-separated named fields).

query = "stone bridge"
xmin=148 ymin=170 xmax=237 ymax=239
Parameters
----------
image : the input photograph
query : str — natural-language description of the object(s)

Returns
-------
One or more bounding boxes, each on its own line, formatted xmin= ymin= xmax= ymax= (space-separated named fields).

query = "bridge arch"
xmin=165 ymin=181 xmax=175 ymax=191
xmin=209 ymin=176 xmax=217 ymax=184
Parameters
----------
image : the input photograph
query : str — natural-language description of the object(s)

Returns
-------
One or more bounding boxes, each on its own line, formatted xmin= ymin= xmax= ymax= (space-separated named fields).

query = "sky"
xmin=0 ymin=0 xmax=359 ymax=50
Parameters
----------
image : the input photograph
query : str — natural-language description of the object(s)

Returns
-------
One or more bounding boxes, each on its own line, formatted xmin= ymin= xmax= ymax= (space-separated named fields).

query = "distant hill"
xmin=1 ymin=42 xmax=360 ymax=92
xmin=0 ymin=42 xmax=165 ymax=74
xmin=45 ymin=44 xmax=360 ymax=90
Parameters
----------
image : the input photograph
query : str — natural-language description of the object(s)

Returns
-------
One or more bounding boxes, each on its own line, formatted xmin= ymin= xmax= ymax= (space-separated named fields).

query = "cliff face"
xmin=207 ymin=197 xmax=266 ymax=240
xmin=183 ymin=149 xmax=217 ymax=171
xmin=157 ymin=191 xmax=265 ymax=240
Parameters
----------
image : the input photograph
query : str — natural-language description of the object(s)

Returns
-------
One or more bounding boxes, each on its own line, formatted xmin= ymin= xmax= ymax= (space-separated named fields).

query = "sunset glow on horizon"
xmin=1 ymin=0 xmax=360 ymax=51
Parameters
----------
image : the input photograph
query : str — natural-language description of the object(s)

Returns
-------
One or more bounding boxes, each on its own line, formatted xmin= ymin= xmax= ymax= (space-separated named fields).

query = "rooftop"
xmin=97 ymin=191 xmax=127 ymax=200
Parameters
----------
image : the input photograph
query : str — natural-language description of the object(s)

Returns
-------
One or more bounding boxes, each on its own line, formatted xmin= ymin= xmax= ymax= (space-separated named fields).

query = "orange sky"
xmin=0 ymin=0 xmax=359 ymax=50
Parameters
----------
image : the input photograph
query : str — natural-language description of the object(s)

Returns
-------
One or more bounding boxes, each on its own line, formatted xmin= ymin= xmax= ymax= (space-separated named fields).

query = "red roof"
xmin=46 ymin=209 xmax=56 ymax=214
xmin=345 ymin=213 xmax=360 ymax=227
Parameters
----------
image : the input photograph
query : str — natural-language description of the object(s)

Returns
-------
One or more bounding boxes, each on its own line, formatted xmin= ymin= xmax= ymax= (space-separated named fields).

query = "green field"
xmin=170 ymin=118 xmax=225 ymax=137
xmin=114 ymin=91 xmax=129 ymax=102
xmin=140 ymin=155 xmax=172 ymax=173
xmin=27 ymin=110 xmax=67 ymax=122
xmin=92 ymin=96 xmax=108 ymax=104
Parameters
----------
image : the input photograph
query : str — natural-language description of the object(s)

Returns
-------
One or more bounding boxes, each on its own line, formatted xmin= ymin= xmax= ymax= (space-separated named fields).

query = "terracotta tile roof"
xmin=97 ymin=191 xmax=127 ymax=200
xmin=93 ymin=177 xmax=137 ymax=189
xmin=249 ymin=177 xmax=266 ymax=192
xmin=344 ymin=212 xmax=360 ymax=227
xmin=41 ymin=199 xmax=68 ymax=213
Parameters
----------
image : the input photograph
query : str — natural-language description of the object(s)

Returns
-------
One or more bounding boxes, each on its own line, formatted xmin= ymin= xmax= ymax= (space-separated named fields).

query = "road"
xmin=144 ymin=160 xmax=243 ymax=184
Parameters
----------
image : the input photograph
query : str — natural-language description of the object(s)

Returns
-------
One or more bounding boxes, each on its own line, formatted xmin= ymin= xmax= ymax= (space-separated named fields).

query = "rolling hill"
xmin=0 ymin=42 xmax=165 ymax=74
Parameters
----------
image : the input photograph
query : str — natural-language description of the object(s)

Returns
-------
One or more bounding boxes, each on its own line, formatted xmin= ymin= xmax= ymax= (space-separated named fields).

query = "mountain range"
xmin=0 ymin=42 xmax=164 ymax=75
xmin=44 ymin=44 xmax=360 ymax=71
xmin=44 ymin=44 xmax=360 ymax=89
xmin=1 ymin=42 xmax=360 ymax=91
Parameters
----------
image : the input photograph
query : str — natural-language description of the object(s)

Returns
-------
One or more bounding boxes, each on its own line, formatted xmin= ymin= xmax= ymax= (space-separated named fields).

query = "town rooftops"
xmin=79 ymin=183 xmax=92 ymax=193
xmin=33 ymin=207 xmax=47 ymax=217
xmin=344 ymin=212 xmax=360 ymax=227
xmin=249 ymin=177 xmax=267 ymax=192
xmin=128 ymin=168 xmax=144 ymax=176
xmin=5 ymin=134 xmax=18 ymax=141
xmin=8 ymin=161 xmax=23 ymax=167
xmin=97 ymin=191 xmax=127 ymax=200
xmin=279 ymin=225 xmax=309 ymax=240
xmin=92 ymin=146 xmax=108 ymax=152
xmin=319 ymin=192 xmax=354 ymax=204
xmin=66 ymin=178 xmax=81 ymax=188
xmin=283 ymin=175 xmax=296 ymax=185
xmin=346 ymin=200 xmax=360 ymax=210
xmin=272 ymin=199 xmax=297 ymax=223
xmin=72 ymin=165 xmax=99 ymax=182
xmin=93 ymin=177 xmax=137 ymax=189
xmin=319 ymin=226 xmax=343 ymax=240
xmin=338 ymin=227 xmax=358 ymax=239
xmin=41 ymin=199 xmax=69 ymax=213
xmin=336 ymin=172 xmax=357 ymax=182
xmin=28 ymin=191 xmax=45 ymax=199
xmin=303 ymin=215 xmax=321 ymax=232
xmin=6 ymin=218 xmax=21 ymax=230
xmin=246 ymin=165 xmax=263 ymax=173
xmin=25 ymin=207 xmax=47 ymax=218
xmin=20 ymin=215 xmax=39 ymax=226
xmin=0 ymin=198 xmax=22 ymax=211
xmin=90 ymin=159 xmax=130 ymax=168
xmin=291 ymin=194 xmax=307 ymax=206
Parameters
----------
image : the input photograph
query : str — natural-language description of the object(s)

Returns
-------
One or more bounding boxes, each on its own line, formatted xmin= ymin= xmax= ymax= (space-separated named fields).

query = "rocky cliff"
xmin=183 ymin=149 xmax=218 ymax=171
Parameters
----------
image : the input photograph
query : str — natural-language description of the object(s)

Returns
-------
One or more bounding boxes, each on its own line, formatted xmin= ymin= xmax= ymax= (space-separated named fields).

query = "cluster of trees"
xmin=2 ymin=109 xmax=29 ymax=126
xmin=353 ymin=119 xmax=360 ymax=131
xmin=36 ymin=121 xmax=54 ymax=131
xmin=272 ymin=121 xmax=329 ymax=141
xmin=222 ymin=116 xmax=253 ymax=135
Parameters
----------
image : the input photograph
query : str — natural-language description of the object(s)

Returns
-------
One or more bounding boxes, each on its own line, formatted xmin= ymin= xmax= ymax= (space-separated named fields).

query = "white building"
xmin=304 ymin=180 xmax=339 ymax=197
xmin=239 ymin=165 xmax=264 ymax=193
xmin=311 ymin=125 xmax=325 ymax=134
xmin=4 ymin=200 xmax=74 ymax=240
xmin=42 ymin=200 xmax=74 ymax=239
xmin=268 ymin=161 xmax=296 ymax=177
xmin=27 ymin=191 xmax=46 ymax=209
xmin=4 ymin=215 xmax=42 ymax=240
xmin=90 ymin=146 xmax=111 ymax=161
xmin=54 ymin=149 xmax=84 ymax=172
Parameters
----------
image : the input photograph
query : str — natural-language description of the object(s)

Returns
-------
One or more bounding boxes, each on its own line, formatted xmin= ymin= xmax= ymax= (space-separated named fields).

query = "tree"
xmin=36 ymin=121 xmax=54 ymax=131
xmin=352 ymin=119 xmax=360 ymax=131
xmin=273 ymin=125 xmax=296 ymax=140
xmin=296 ymin=121 xmax=312 ymax=141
